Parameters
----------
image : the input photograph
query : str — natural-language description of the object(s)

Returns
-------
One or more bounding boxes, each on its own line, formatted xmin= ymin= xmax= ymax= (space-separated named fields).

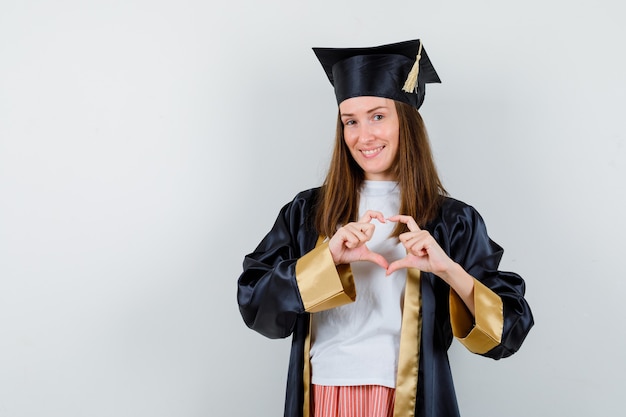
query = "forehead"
xmin=339 ymin=96 xmax=395 ymax=114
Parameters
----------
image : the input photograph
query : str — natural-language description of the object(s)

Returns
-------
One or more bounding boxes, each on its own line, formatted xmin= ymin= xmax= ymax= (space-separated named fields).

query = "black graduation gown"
xmin=237 ymin=187 xmax=533 ymax=417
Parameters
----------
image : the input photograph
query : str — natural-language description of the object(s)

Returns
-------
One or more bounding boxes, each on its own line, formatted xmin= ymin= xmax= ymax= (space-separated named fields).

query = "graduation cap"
xmin=313 ymin=39 xmax=441 ymax=109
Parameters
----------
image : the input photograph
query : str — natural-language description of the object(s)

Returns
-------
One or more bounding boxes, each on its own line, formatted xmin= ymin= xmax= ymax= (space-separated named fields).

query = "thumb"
xmin=386 ymin=258 xmax=413 ymax=275
xmin=362 ymin=250 xmax=389 ymax=270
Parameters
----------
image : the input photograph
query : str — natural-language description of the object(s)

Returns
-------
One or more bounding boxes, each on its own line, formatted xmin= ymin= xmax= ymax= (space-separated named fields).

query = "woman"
xmin=237 ymin=39 xmax=533 ymax=417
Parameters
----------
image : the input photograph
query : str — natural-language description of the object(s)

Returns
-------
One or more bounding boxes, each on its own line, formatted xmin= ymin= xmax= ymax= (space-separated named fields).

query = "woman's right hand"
xmin=327 ymin=210 xmax=389 ymax=270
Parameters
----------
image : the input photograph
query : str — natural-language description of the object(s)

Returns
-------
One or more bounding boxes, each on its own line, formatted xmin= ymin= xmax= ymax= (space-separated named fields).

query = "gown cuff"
xmin=450 ymin=279 xmax=504 ymax=354
xmin=295 ymin=241 xmax=356 ymax=313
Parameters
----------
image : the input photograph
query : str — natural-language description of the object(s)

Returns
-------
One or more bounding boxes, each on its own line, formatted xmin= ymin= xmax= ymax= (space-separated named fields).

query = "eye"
xmin=373 ymin=114 xmax=384 ymax=121
xmin=343 ymin=119 xmax=356 ymax=126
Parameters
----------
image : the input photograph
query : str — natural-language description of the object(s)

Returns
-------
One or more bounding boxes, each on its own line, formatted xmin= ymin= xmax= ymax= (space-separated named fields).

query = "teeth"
xmin=362 ymin=146 xmax=383 ymax=155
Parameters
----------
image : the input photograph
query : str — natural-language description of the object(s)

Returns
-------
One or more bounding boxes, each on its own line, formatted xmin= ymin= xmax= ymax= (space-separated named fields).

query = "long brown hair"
xmin=314 ymin=100 xmax=447 ymax=237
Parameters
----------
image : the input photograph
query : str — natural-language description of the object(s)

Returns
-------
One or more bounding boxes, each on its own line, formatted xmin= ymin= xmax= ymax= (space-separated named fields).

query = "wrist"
xmin=438 ymin=261 xmax=463 ymax=283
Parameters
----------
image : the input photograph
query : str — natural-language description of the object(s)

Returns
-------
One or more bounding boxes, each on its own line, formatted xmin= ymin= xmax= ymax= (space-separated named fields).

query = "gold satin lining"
xmin=302 ymin=318 xmax=312 ymax=417
xmin=393 ymin=268 xmax=421 ymax=417
xmin=295 ymin=240 xmax=356 ymax=313
xmin=450 ymin=279 xmax=503 ymax=354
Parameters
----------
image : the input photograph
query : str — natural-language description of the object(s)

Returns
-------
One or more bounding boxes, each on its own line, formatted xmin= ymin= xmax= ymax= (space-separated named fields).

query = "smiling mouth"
xmin=361 ymin=146 xmax=385 ymax=156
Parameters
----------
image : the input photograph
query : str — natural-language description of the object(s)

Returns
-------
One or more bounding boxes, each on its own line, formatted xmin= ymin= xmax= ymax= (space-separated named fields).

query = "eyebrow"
xmin=340 ymin=106 xmax=388 ymax=118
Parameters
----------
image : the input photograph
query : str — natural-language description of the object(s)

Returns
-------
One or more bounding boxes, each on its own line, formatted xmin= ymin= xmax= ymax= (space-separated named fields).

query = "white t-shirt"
xmin=310 ymin=181 xmax=406 ymax=388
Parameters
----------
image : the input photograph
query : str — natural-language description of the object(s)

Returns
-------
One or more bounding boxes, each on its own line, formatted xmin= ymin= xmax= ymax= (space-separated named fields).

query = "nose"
xmin=357 ymin=124 xmax=375 ymax=143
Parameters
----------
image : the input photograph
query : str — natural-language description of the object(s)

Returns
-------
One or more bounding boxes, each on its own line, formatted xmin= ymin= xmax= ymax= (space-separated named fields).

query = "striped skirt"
xmin=312 ymin=384 xmax=395 ymax=417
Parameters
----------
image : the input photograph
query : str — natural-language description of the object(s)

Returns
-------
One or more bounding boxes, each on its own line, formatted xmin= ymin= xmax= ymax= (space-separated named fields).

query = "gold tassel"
xmin=402 ymin=40 xmax=423 ymax=93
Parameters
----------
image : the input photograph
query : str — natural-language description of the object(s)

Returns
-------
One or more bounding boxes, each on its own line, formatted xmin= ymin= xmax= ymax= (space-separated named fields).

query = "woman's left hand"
xmin=387 ymin=214 xmax=476 ymax=315
xmin=386 ymin=214 xmax=455 ymax=277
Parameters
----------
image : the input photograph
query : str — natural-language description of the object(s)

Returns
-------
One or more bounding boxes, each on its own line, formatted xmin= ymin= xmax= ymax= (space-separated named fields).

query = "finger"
xmin=342 ymin=234 xmax=361 ymax=249
xmin=344 ymin=223 xmax=375 ymax=242
xmin=398 ymin=230 xmax=425 ymax=244
xmin=387 ymin=214 xmax=420 ymax=232
xmin=401 ymin=234 xmax=429 ymax=255
xmin=331 ymin=227 xmax=360 ymax=250
xmin=342 ymin=229 xmax=370 ymax=249
xmin=361 ymin=251 xmax=389 ymax=270
xmin=408 ymin=242 xmax=429 ymax=257
xmin=358 ymin=210 xmax=386 ymax=224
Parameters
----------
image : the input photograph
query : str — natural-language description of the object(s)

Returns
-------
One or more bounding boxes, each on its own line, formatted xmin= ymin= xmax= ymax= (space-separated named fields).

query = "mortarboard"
xmin=313 ymin=39 xmax=441 ymax=109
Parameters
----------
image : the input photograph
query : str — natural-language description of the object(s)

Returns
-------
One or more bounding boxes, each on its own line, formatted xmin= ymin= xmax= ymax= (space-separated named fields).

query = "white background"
xmin=1 ymin=1 xmax=624 ymax=416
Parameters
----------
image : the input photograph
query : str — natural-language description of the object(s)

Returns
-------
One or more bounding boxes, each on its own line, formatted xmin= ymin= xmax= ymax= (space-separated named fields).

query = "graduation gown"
xmin=237 ymin=187 xmax=533 ymax=417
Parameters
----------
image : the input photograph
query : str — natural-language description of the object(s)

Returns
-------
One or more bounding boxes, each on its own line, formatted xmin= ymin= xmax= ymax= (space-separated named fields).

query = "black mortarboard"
xmin=313 ymin=39 xmax=441 ymax=109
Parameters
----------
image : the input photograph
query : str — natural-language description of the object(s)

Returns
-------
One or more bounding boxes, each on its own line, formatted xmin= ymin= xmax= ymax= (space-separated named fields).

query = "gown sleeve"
xmin=435 ymin=199 xmax=534 ymax=359
xmin=237 ymin=189 xmax=356 ymax=339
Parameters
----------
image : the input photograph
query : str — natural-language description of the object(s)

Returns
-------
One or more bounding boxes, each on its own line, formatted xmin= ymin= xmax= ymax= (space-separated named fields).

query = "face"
xmin=339 ymin=96 xmax=400 ymax=181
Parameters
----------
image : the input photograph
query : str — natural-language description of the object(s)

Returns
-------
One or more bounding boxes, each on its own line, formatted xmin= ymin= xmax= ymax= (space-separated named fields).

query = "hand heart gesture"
xmin=328 ymin=210 xmax=389 ymax=270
